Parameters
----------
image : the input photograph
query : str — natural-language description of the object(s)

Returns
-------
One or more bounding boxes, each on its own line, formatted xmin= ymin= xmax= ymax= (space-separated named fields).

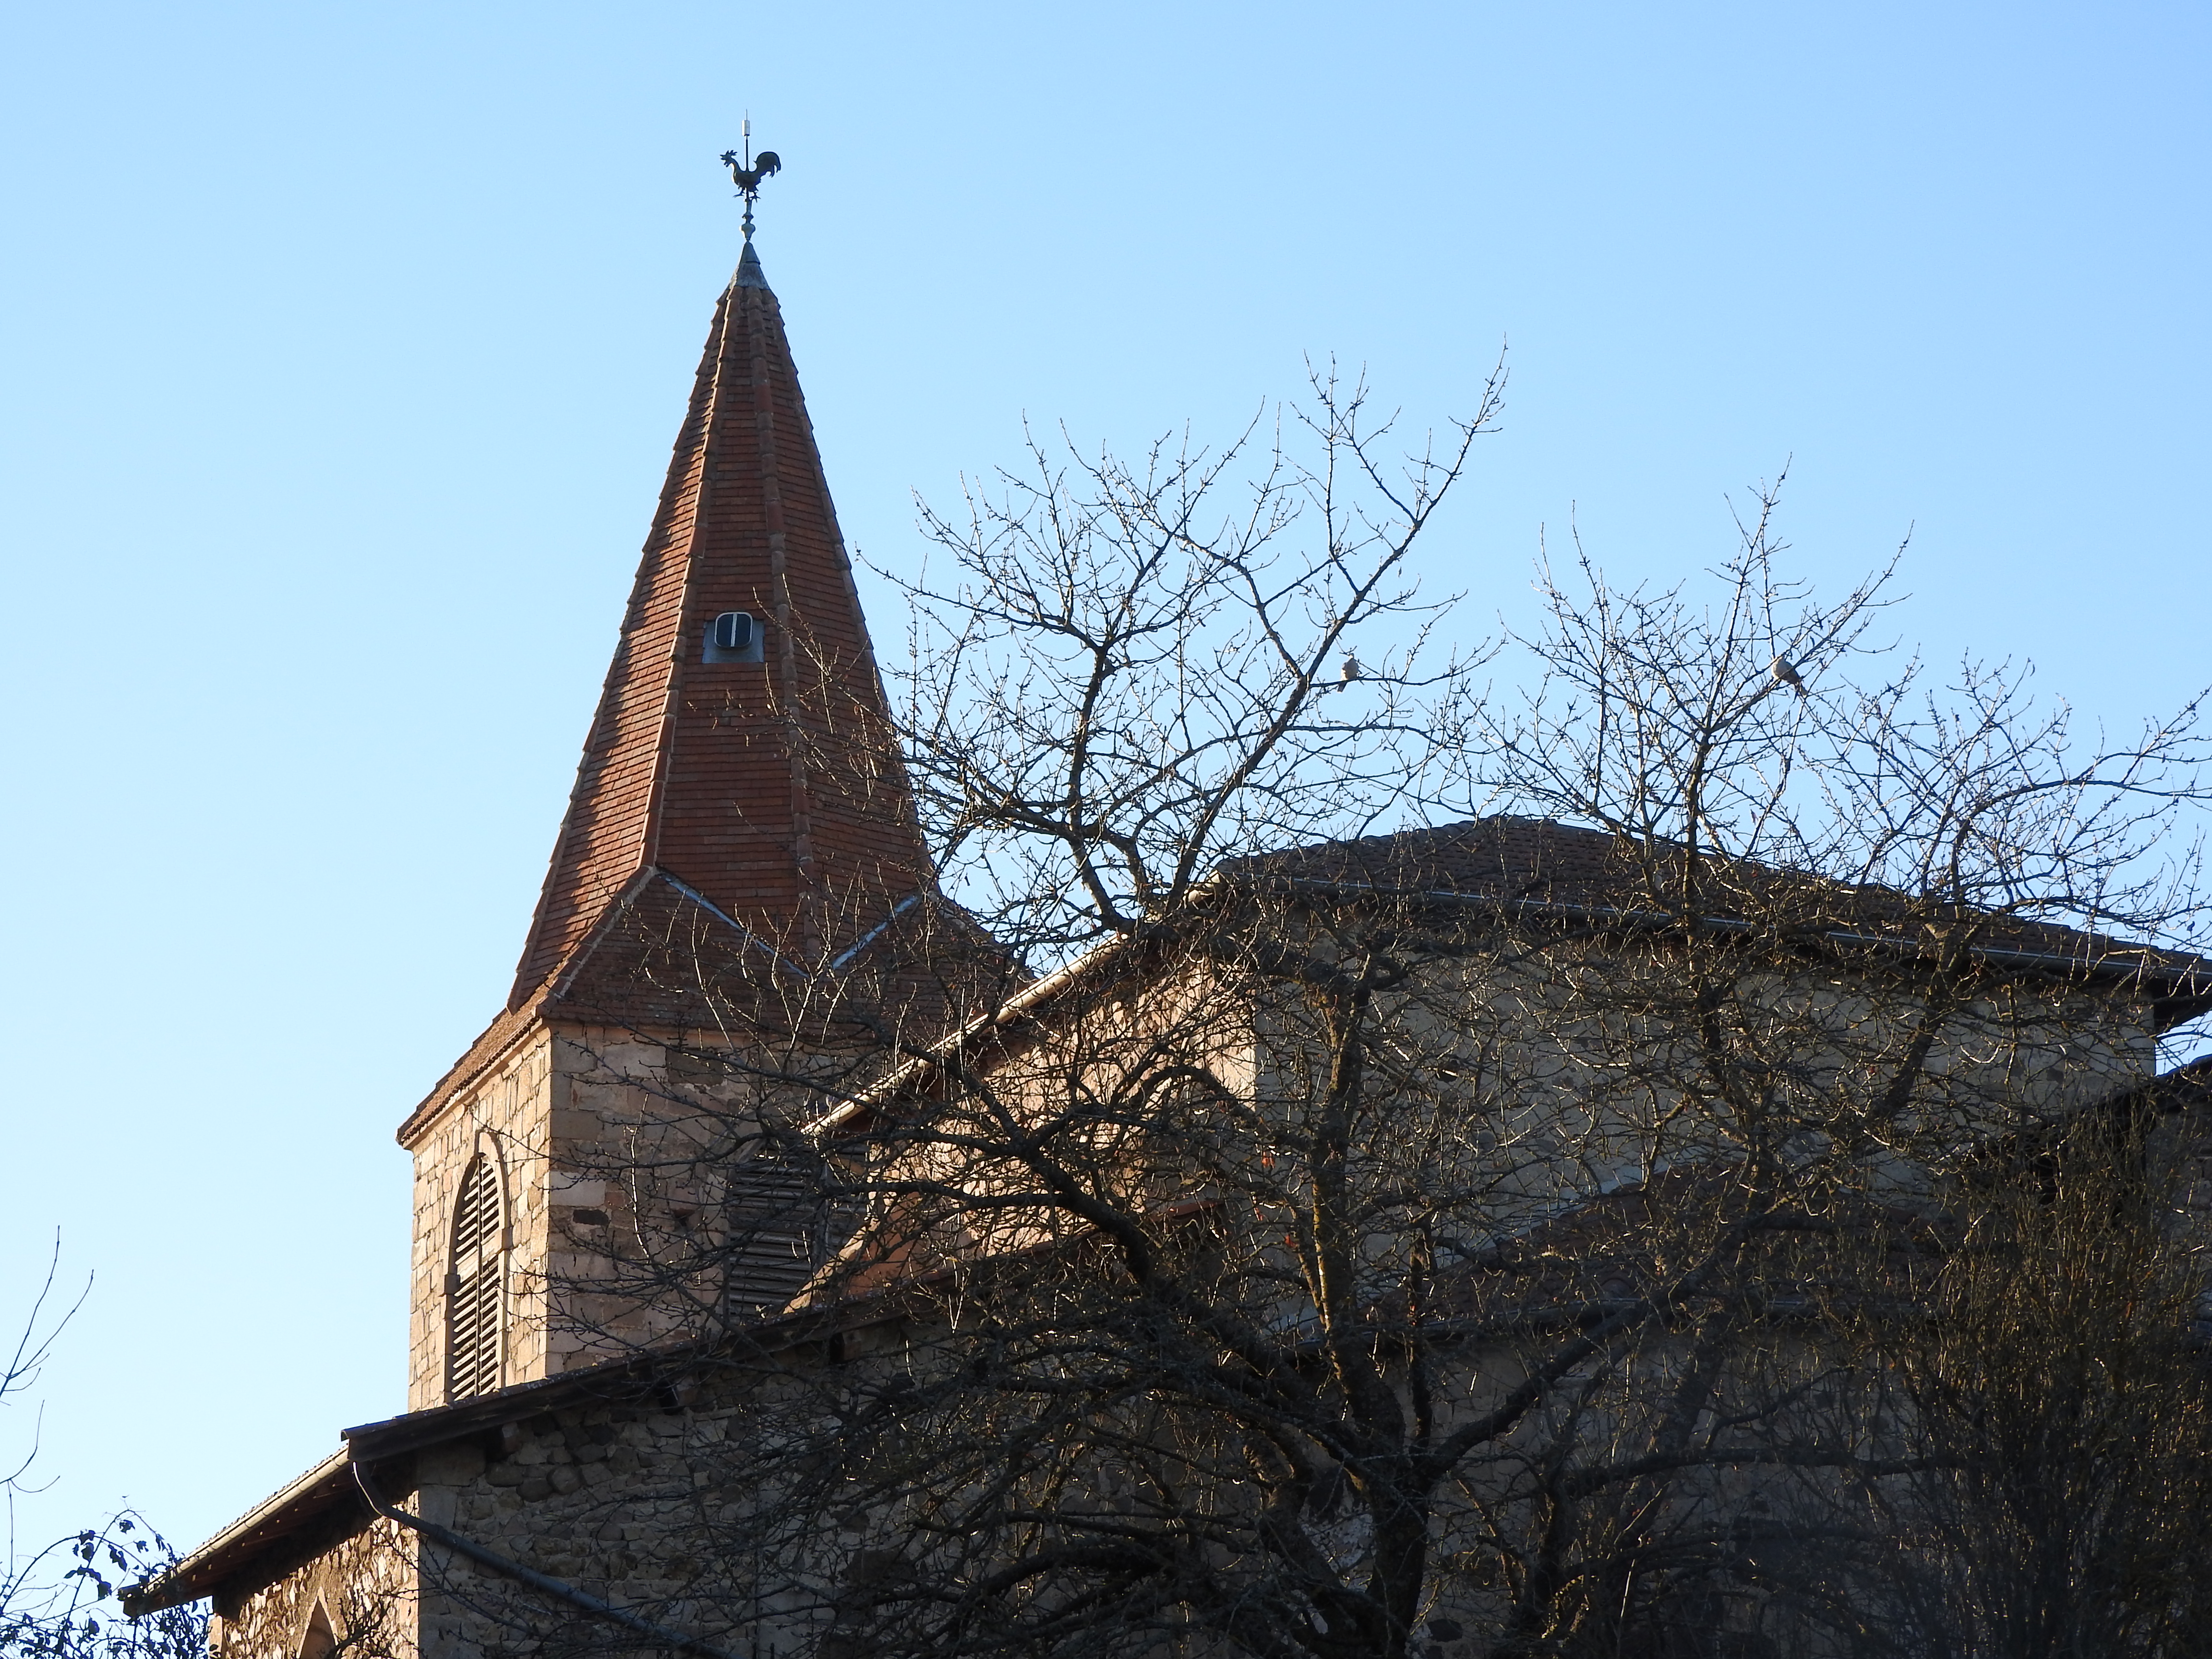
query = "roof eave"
xmin=120 ymin=1449 xmax=357 ymax=1616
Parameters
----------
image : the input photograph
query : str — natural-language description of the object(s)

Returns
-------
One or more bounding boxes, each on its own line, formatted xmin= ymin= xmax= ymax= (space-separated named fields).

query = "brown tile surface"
xmin=508 ymin=249 xmax=936 ymax=1010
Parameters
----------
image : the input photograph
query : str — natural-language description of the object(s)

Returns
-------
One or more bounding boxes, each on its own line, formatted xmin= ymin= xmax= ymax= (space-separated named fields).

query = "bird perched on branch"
xmin=1340 ymin=652 xmax=1363 ymax=687
xmin=1771 ymin=654 xmax=1807 ymax=697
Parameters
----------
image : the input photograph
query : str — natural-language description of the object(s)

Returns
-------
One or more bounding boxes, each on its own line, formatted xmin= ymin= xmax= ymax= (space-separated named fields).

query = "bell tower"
xmin=394 ymin=164 xmax=937 ymax=1410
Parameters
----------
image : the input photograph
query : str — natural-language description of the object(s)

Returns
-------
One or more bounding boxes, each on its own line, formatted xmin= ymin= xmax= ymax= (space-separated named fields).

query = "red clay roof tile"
xmin=508 ymin=244 xmax=935 ymax=1010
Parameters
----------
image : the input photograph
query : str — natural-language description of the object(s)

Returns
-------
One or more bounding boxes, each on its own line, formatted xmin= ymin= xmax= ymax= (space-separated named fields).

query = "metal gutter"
xmin=826 ymin=891 xmax=924 ymax=972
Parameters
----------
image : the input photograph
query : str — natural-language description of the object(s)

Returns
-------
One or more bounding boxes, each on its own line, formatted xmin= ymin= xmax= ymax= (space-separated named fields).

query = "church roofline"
xmin=803 ymin=816 xmax=2212 ymax=1140
xmin=120 ymin=1449 xmax=357 ymax=1617
xmin=395 ymin=997 xmax=549 ymax=1150
xmin=399 ymin=865 xmax=755 ymax=1148
xmin=123 ymin=1286 xmax=925 ymax=1616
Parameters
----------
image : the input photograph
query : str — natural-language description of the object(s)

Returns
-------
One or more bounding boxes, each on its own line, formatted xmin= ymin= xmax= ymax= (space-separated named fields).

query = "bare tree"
xmin=0 ymin=1243 xmax=207 ymax=1659
xmin=525 ymin=392 xmax=2212 ymax=1659
xmin=1835 ymin=1075 xmax=2212 ymax=1659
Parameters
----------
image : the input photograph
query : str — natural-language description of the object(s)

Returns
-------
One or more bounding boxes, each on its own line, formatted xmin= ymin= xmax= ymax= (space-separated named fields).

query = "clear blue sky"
xmin=2 ymin=0 xmax=2205 ymax=1562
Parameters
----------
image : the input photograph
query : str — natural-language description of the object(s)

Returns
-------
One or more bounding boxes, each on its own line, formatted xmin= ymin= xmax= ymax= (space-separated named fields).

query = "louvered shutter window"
xmin=724 ymin=1161 xmax=832 ymax=1314
xmin=446 ymin=1156 xmax=504 ymax=1400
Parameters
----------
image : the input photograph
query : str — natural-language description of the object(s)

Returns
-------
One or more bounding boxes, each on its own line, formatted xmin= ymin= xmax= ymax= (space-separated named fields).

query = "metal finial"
xmin=718 ymin=116 xmax=782 ymax=243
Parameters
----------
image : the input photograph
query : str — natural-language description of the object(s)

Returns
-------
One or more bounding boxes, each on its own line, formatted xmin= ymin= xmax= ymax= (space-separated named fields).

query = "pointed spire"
xmin=509 ymin=237 xmax=934 ymax=1008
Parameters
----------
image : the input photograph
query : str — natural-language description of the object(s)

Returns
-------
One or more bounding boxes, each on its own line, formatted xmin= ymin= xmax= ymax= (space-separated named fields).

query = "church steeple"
xmin=509 ymin=228 xmax=932 ymax=1007
xmin=388 ymin=174 xmax=954 ymax=1411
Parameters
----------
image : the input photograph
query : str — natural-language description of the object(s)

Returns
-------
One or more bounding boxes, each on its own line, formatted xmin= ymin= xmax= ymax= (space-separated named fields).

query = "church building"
xmin=124 ymin=176 xmax=958 ymax=1655
xmin=122 ymin=165 xmax=2212 ymax=1659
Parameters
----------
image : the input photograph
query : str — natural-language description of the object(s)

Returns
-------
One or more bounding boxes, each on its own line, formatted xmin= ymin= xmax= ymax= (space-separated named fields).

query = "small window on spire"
xmin=704 ymin=610 xmax=765 ymax=663
xmin=446 ymin=1155 xmax=505 ymax=1401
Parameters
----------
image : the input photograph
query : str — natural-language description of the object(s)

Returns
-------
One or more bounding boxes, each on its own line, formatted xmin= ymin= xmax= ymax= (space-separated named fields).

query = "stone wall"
xmin=406 ymin=1029 xmax=553 ymax=1410
xmin=211 ymin=1511 xmax=417 ymax=1659
xmin=539 ymin=1024 xmax=862 ymax=1377
xmin=404 ymin=1015 xmax=865 ymax=1414
xmin=414 ymin=1401 xmax=748 ymax=1658
xmin=192 ymin=1352 xmax=850 ymax=1659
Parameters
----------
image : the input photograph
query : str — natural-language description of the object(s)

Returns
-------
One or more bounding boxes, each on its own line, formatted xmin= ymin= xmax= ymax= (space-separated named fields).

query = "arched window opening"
xmin=299 ymin=1601 xmax=337 ymax=1659
xmin=722 ymin=1155 xmax=855 ymax=1317
xmin=446 ymin=1154 xmax=504 ymax=1400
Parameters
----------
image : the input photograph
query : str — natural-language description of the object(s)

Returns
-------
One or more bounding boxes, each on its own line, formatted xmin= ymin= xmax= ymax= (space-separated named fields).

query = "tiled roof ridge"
xmin=1228 ymin=814 xmax=2206 ymax=973
xmin=546 ymin=867 xmax=809 ymax=1006
xmin=503 ymin=278 xmax=732 ymax=1008
xmin=399 ymin=875 xmax=969 ymax=1148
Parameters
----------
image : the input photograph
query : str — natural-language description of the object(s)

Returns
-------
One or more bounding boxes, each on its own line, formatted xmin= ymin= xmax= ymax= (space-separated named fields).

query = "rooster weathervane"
xmin=719 ymin=118 xmax=782 ymax=242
